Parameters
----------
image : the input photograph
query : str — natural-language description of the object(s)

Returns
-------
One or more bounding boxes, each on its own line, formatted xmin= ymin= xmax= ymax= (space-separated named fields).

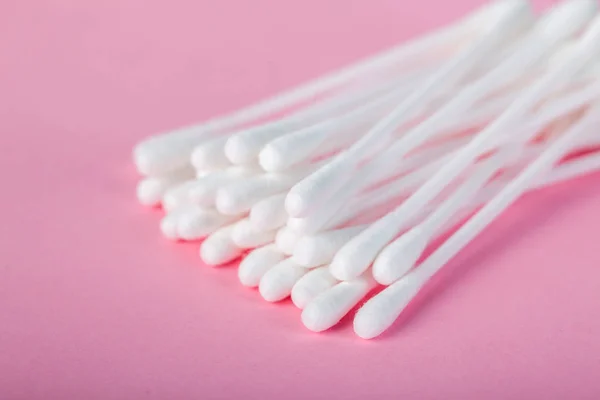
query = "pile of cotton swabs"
xmin=132 ymin=0 xmax=600 ymax=339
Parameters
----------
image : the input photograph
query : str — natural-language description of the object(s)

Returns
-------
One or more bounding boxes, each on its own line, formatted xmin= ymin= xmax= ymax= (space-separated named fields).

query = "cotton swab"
xmin=190 ymin=136 xmax=232 ymax=171
xmin=238 ymin=244 xmax=287 ymax=287
xmin=258 ymin=258 xmax=309 ymax=302
xmin=353 ymin=104 xmax=600 ymax=340
xmin=215 ymin=163 xmax=321 ymax=215
xmin=291 ymin=267 xmax=339 ymax=309
xmin=199 ymin=224 xmax=243 ymax=266
xmin=285 ymin=0 xmax=534 ymax=218
xmin=162 ymin=180 xmax=199 ymax=212
xmin=302 ymin=273 xmax=377 ymax=332
xmin=177 ymin=207 xmax=241 ymax=241
xmin=230 ymin=218 xmax=278 ymax=248
xmin=136 ymin=167 xmax=195 ymax=206
xmin=292 ymin=225 xmax=368 ymax=268
xmin=248 ymin=193 xmax=288 ymax=231
xmin=188 ymin=166 xmax=258 ymax=208
xmin=329 ymin=10 xmax=600 ymax=282
xmin=275 ymin=226 xmax=303 ymax=255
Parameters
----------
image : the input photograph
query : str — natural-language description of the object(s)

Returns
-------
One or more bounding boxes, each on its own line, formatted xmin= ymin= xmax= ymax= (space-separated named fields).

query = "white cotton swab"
xmin=330 ymin=9 xmax=600 ymax=282
xmin=188 ymin=166 xmax=258 ymax=208
xmin=291 ymin=266 xmax=339 ymax=309
xmin=162 ymin=180 xmax=199 ymax=212
xmin=249 ymin=193 xmax=288 ymax=231
xmin=258 ymin=258 xmax=309 ymax=302
xmin=285 ymin=0 xmax=535 ymax=218
xmin=302 ymin=273 xmax=377 ymax=332
xmin=190 ymin=136 xmax=232 ymax=172
xmin=275 ymin=226 xmax=303 ymax=255
xmin=215 ymin=163 xmax=320 ymax=216
xmin=199 ymin=224 xmax=243 ymax=266
xmin=292 ymin=225 xmax=368 ymax=268
xmin=353 ymin=103 xmax=600 ymax=340
xmin=230 ymin=218 xmax=278 ymax=249
xmin=136 ymin=167 xmax=196 ymax=206
xmin=238 ymin=244 xmax=287 ymax=287
xmin=177 ymin=207 xmax=241 ymax=241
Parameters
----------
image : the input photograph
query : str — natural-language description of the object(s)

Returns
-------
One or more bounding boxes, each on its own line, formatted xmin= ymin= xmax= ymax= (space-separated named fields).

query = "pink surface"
xmin=2 ymin=0 xmax=600 ymax=398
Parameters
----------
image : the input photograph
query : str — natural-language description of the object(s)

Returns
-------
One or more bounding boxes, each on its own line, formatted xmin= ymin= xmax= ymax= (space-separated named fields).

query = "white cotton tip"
xmin=292 ymin=225 xmax=365 ymax=268
xmin=258 ymin=258 xmax=308 ymax=302
xmin=133 ymin=125 xmax=212 ymax=176
xmin=224 ymin=135 xmax=256 ymax=165
xmin=372 ymin=227 xmax=429 ymax=285
xmin=275 ymin=226 xmax=302 ymax=255
xmin=136 ymin=166 xmax=196 ymax=206
xmin=162 ymin=180 xmax=196 ymax=212
xmin=285 ymin=157 xmax=352 ymax=217
xmin=136 ymin=178 xmax=167 ymax=206
xmin=258 ymin=145 xmax=286 ymax=172
xmin=230 ymin=218 xmax=277 ymax=249
xmin=215 ymin=174 xmax=293 ymax=216
xmin=353 ymin=273 xmax=423 ymax=339
xmin=249 ymin=193 xmax=288 ymax=231
xmin=238 ymin=244 xmax=286 ymax=287
xmin=291 ymin=267 xmax=339 ymax=309
xmin=199 ymin=225 xmax=243 ymax=266
xmin=301 ymin=274 xmax=376 ymax=332
xmin=160 ymin=210 xmax=186 ymax=240
xmin=187 ymin=167 xmax=256 ymax=208
xmin=190 ymin=136 xmax=231 ymax=172
xmin=177 ymin=207 xmax=239 ymax=240
xmin=329 ymin=222 xmax=392 ymax=281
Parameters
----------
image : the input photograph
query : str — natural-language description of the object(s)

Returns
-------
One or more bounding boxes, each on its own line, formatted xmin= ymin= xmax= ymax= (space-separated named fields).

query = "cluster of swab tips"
xmin=133 ymin=0 xmax=600 ymax=339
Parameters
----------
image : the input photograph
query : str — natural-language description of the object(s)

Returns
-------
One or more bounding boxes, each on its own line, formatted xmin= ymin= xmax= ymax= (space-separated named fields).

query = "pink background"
xmin=2 ymin=0 xmax=600 ymax=398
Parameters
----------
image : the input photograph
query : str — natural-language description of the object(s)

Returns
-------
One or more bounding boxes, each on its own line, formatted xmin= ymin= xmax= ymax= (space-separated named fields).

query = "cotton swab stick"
xmin=353 ymin=104 xmax=600 ymax=340
xmin=329 ymin=13 xmax=600 ymax=282
xmin=285 ymin=0 xmax=535 ymax=218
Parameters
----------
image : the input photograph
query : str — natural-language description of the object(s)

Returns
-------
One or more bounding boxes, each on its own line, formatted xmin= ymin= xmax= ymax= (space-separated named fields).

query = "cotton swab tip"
xmin=136 ymin=179 xmax=164 ymax=206
xmin=291 ymin=267 xmax=338 ymax=309
xmin=258 ymin=259 xmax=308 ymax=302
xmin=238 ymin=244 xmax=286 ymax=287
xmin=199 ymin=226 xmax=242 ymax=266
xmin=225 ymin=135 xmax=255 ymax=164
xmin=258 ymin=144 xmax=284 ymax=172
xmin=160 ymin=212 xmax=181 ymax=240
xmin=301 ymin=275 xmax=375 ymax=332
xmin=353 ymin=274 xmax=423 ymax=339
xmin=372 ymin=227 xmax=429 ymax=285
